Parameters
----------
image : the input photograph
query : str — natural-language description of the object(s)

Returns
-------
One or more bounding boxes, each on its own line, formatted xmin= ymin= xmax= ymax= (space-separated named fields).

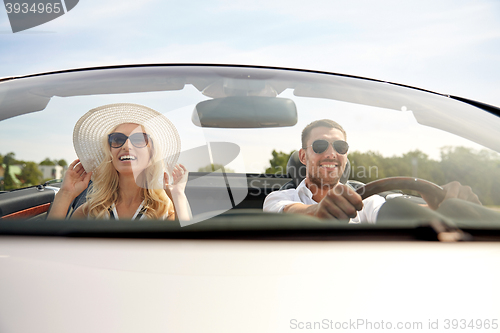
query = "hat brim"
xmin=73 ymin=103 xmax=181 ymax=174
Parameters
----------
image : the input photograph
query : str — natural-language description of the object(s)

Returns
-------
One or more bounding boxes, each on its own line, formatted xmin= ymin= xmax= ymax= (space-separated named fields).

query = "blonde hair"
xmin=83 ymin=124 xmax=175 ymax=220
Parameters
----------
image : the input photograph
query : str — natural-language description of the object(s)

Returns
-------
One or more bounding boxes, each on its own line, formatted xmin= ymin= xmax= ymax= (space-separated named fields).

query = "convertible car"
xmin=1 ymin=65 xmax=500 ymax=332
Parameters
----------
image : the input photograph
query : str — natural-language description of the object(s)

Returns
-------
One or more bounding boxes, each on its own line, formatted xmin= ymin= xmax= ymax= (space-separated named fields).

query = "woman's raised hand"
xmin=164 ymin=164 xmax=191 ymax=221
xmin=164 ymin=164 xmax=189 ymax=194
xmin=60 ymin=159 xmax=92 ymax=199
xmin=47 ymin=159 xmax=92 ymax=219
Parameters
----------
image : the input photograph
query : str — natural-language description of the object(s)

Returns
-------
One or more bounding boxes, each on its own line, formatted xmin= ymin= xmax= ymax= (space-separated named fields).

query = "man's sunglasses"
xmin=304 ymin=140 xmax=349 ymax=155
xmin=108 ymin=132 xmax=151 ymax=149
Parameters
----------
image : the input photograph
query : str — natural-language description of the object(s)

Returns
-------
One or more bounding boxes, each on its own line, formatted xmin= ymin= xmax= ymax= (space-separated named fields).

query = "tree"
xmin=348 ymin=150 xmax=386 ymax=183
xmin=2 ymin=152 xmax=25 ymax=165
xmin=57 ymin=159 xmax=68 ymax=167
xmin=440 ymin=146 xmax=500 ymax=205
xmin=262 ymin=146 xmax=499 ymax=206
xmin=3 ymin=152 xmax=17 ymax=190
xmin=40 ymin=158 xmax=56 ymax=166
xmin=3 ymin=164 xmax=16 ymax=190
xmin=265 ymin=150 xmax=293 ymax=175
xmin=3 ymin=152 xmax=15 ymax=165
xmin=198 ymin=164 xmax=235 ymax=173
xmin=18 ymin=162 xmax=43 ymax=186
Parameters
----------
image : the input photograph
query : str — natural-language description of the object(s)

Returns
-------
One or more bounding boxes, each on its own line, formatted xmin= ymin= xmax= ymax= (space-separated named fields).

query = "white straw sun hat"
xmin=73 ymin=103 xmax=181 ymax=173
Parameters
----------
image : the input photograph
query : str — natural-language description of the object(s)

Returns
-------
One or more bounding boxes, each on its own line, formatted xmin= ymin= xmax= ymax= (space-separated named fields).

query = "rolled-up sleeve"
xmin=350 ymin=195 xmax=386 ymax=224
xmin=263 ymin=190 xmax=298 ymax=213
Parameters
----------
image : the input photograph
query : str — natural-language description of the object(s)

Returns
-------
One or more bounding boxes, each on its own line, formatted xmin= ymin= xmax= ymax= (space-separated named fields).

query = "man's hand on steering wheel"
xmin=314 ymin=183 xmax=364 ymax=219
xmin=422 ymin=181 xmax=481 ymax=210
xmin=354 ymin=177 xmax=482 ymax=211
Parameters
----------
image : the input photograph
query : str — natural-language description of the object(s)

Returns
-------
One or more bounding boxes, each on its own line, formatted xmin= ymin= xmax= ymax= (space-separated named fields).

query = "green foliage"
xmin=2 ymin=152 xmax=26 ymax=165
xmin=1 ymin=152 xmax=67 ymax=191
xmin=439 ymin=147 xmax=500 ymax=205
xmin=198 ymin=164 xmax=235 ymax=173
xmin=18 ymin=162 xmax=43 ymax=186
xmin=267 ymin=147 xmax=500 ymax=206
xmin=2 ymin=153 xmax=18 ymax=190
xmin=348 ymin=151 xmax=385 ymax=183
xmin=40 ymin=158 xmax=56 ymax=166
xmin=3 ymin=164 xmax=16 ymax=190
xmin=348 ymin=150 xmax=445 ymax=184
xmin=3 ymin=152 xmax=15 ymax=165
xmin=348 ymin=147 xmax=500 ymax=205
xmin=265 ymin=150 xmax=293 ymax=175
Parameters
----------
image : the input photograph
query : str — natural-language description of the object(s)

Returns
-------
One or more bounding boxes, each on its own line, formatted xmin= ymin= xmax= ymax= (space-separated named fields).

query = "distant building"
xmin=39 ymin=165 xmax=66 ymax=180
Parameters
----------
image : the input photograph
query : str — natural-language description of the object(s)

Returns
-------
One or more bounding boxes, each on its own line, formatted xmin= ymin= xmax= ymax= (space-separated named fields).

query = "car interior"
xmin=1 ymin=65 xmax=500 ymax=240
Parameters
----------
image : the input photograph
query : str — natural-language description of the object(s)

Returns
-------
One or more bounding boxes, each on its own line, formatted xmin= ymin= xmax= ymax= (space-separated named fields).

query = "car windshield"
xmin=1 ymin=65 xmax=500 ymax=234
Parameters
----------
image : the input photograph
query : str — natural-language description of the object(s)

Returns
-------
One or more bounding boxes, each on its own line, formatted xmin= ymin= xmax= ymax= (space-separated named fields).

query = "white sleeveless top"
xmin=107 ymin=201 xmax=147 ymax=220
xmin=106 ymin=201 xmax=172 ymax=220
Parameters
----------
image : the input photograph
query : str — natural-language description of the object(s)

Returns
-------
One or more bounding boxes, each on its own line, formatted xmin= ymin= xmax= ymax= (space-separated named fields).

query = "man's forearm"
xmin=283 ymin=202 xmax=317 ymax=215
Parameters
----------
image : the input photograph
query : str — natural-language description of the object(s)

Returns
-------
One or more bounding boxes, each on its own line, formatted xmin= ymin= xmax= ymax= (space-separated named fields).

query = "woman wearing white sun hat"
xmin=48 ymin=103 xmax=191 ymax=221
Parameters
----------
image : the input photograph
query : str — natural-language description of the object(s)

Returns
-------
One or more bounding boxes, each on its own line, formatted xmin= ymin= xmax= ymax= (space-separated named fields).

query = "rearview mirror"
xmin=192 ymin=96 xmax=297 ymax=128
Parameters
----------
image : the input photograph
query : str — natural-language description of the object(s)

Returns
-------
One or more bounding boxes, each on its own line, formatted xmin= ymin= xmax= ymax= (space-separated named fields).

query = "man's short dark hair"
xmin=301 ymin=119 xmax=347 ymax=148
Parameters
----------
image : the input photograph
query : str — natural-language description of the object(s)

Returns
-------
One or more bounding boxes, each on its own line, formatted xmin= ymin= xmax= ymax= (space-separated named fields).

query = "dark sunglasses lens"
xmin=109 ymin=133 xmax=128 ymax=148
xmin=334 ymin=140 xmax=349 ymax=155
xmin=311 ymin=140 xmax=348 ymax=154
xmin=312 ymin=140 xmax=329 ymax=154
xmin=130 ymin=133 xmax=149 ymax=148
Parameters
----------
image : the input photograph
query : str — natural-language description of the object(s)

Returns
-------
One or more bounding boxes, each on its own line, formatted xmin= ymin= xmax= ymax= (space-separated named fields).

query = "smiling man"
xmin=263 ymin=119 xmax=481 ymax=223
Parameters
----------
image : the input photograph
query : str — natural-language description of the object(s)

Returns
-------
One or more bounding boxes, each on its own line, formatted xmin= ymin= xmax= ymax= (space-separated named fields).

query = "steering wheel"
xmin=355 ymin=177 xmax=446 ymax=208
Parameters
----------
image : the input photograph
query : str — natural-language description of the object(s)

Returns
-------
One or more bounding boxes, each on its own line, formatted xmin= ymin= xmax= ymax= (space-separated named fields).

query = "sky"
xmin=1 ymin=0 xmax=499 ymax=105
xmin=1 ymin=0 xmax=500 ymax=169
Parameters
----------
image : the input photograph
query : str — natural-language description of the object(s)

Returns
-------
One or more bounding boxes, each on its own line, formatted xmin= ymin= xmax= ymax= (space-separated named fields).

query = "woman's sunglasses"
xmin=108 ymin=132 xmax=151 ymax=149
xmin=304 ymin=139 xmax=349 ymax=155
